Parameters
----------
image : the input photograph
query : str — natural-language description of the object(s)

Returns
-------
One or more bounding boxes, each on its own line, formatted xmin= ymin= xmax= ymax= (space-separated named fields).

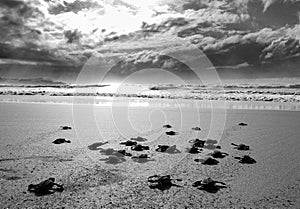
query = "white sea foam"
xmin=0 ymin=83 xmax=300 ymax=103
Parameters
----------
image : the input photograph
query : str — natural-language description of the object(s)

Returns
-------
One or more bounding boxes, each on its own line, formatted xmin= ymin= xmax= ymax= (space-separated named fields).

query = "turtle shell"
xmin=193 ymin=139 xmax=205 ymax=148
xmin=237 ymin=144 xmax=250 ymax=150
xmin=166 ymin=131 xmax=177 ymax=135
xmin=239 ymin=155 xmax=256 ymax=164
xmin=131 ymin=144 xmax=149 ymax=151
xmin=192 ymin=127 xmax=201 ymax=131
xmin=34 ymin=178 xmax=55 ymax=193
xmin=202 ymin=157 xmax=219 ymax=165
xmin=189 ymin=146 xmax=201 ymax=154
xmin=120 ymin=140 xmax=137 ymax=146
xmin=155 ymin=145 xmax=169 ymax=152
xmin=201 ymin=177 xmax=215 ymax=186
xmin=148 ymin=175 xmax=172 ymax=188
xmin=211 ymin=150 xmax=224 ymax=158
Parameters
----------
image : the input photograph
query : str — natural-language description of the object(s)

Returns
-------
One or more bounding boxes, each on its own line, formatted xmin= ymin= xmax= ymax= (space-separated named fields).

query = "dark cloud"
xmin=0 ymin=42 xmax=61 ymax=63
xmin=0 ymin=0 xmax=45 ymax=57
xmin=0 ymin=0 xmax=81 ymax=70
xmin=108 ymin=50 xmax=195 ymax=78
xmin=197 ymin=26 xmax=300 ymax=67
xmin=0 ymin=0 xmax=43 ymax=40
xmin=261 ymin=37 xmax=300 ymax=63
xmin=0 ymin=0 xmax=299 ymax=81
xmin=247 ymin=0 xmax=300 ymax=28
xmin=181 ymin=1 xmax=208 ymax=11
xmin=205 ymin=41 xmax=265 ymax=66
xmin=0 ymin=0 xmax=24 ymax=8
xmin=142 ymin=17 xmax=189 ymax=34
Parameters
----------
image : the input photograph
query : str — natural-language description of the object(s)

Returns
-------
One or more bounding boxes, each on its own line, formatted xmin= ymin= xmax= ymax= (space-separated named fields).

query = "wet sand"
xmin=0 ymin=100 xmax=300 ymax=208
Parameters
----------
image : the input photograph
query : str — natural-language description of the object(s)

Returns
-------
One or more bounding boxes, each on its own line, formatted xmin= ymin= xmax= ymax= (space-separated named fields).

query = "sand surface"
xmin=0 ymin=99 xmax=300 ymax=208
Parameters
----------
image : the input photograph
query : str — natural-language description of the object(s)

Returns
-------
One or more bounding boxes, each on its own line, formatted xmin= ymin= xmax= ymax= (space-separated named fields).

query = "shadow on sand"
xmin=99 ymin=156 xmax=126 ymax=164
xmin=132 ymin=156 xmax=155 ymax=163
xmin=150 ymin=182 xmax=182 ymax=192
xmin=192 ymin=180 xmax=227 ymax=193
xmin=98 ymin=148 xmax=127 ymax=164
xmin=197 ymin=184 xmax=227 ymax=193
xmin=130 ymin=136 xmax=148 ymax=142
xmin=87 ymin=142 xmax=108 ymax=150
xmin=148 ymin=175 xmax=182 ymax=192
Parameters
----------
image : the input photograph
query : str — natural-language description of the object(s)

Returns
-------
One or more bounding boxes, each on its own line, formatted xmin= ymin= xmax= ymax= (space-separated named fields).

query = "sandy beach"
xmin=1 ymin=0 xmax=300 ymax=208
xmin=0 ymin=98 xmax=299 ymax=209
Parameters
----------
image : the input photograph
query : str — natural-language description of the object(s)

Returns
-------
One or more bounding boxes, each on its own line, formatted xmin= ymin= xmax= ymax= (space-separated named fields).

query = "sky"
xmin=0 ymin=0 xmax=300 ymax=83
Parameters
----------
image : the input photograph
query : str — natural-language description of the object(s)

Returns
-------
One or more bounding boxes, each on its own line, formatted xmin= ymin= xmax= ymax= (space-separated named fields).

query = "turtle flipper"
xmin=54 ymin=183 xmax=64 ymax=192
xmin=28 ymin=184 xmax=37 ymax=192
xmin=214 ymin=181 xmax=226 ymax=185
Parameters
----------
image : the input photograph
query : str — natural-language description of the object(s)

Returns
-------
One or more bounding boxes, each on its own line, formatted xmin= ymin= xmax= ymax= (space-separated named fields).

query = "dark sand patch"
xmin=65 ymin=166 xmax=126 ymax=192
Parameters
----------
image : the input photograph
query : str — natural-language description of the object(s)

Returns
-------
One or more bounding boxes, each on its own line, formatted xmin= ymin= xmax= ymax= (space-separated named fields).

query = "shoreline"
xmin=1 ymin=95 xmax=300 ymax=111
xmin=1 ymin=82 xmax=300 ymax=103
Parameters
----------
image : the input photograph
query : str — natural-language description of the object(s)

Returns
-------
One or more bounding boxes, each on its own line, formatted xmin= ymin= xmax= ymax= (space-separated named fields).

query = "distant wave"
xmin=0 ymin=77 xmax=66 ymax=85
xmin=1 ymin=82 xmax=300 ymax=103
xmin=0 ymin=84 xmax=110 ymax=88
xmin=0 ymin=77 xmax=109 ymax=88
xmin=2 ymin=78 xmax=300 ymax=90
xmin=0 ymin=89 xmax=299 ymax=103
xmin=221 ymin=84 xmax=300 ymax=89
xmin=149 ymin=84 xmax=300 ymax=90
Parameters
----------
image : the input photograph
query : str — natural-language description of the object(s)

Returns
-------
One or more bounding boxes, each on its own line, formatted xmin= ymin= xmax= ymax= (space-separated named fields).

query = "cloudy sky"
xmin=0 ymin=0 xmax=300 ymax=83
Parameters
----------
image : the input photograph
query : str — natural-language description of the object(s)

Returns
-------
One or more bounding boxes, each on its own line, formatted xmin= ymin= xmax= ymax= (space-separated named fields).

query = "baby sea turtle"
xmin=131 ymin=144 xmax=150 ymax=151
xmin=52 ymin=138 xmax=71 ymax=144
xmin=238 ymin=122 xmax=248 ymax=126
xmin=188 ymin=146 xmax=202 ymax=154
xmin=236 ymin=155 xmax=256 ymax=164
xmin=148 ymin=175 xmax=172 ymax=189
xmin=155 ymin=145 xmax=170 ymax=152
xmin=191 ymin=127 xmax=201 ymax=131
xmin=210 ymin=150 xmax=228 ymax=158
xmin=166 ymin=131 xmax=177 ymax=136
xmin=231 ymin=143 xmax=250 ymax=150
xmin=120 ymin=140 xmax=137 ymax=146
xmin=28 ymin=178 xmax=63 ymax=195
xmin=192 ymin=177 xmax=226 ymax=190
xmin=195 ymin=157 xmax=219 ymax=165
xmin=163 ymin=124 xmax=172 ymax=128
xmin=60 ymin=126 xmax=72 ymax=130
